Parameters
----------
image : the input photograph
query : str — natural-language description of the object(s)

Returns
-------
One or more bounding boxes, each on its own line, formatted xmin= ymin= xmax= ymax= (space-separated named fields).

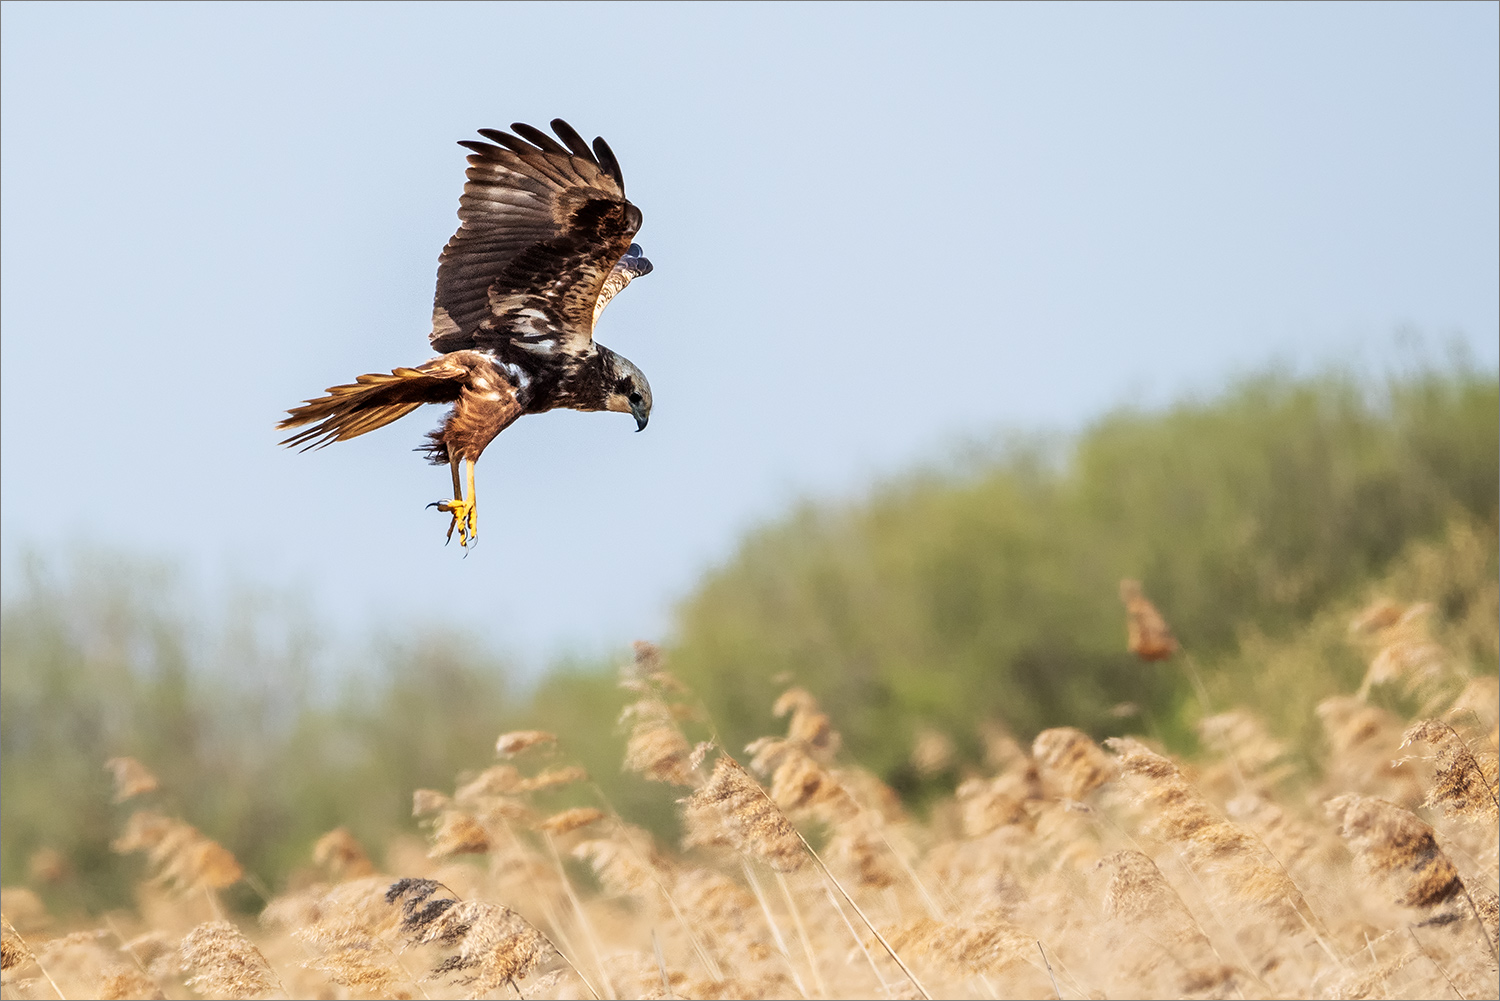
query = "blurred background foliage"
xmin=3 ymin=362 xmax=1496 ymax=913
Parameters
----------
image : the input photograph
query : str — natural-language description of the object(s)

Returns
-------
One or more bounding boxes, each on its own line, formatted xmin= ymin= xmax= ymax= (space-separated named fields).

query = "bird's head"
xmin=601 ymin=350 xmax=653 ymax=431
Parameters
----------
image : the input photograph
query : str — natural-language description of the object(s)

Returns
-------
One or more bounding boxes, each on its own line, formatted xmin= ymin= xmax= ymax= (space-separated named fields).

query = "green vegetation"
xmin=670 ymin=365 xmax=1498 ymax=784
xmin=2 ymin=362 xmax=1495 ymax=912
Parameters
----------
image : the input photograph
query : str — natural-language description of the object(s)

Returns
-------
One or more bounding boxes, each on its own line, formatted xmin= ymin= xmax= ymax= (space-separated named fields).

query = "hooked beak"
xmin=630 ymin=398 xmax=649 ymax=432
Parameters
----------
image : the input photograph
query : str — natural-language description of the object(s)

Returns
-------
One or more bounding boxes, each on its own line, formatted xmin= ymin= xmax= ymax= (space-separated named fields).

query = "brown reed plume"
xmin=312 ymin=827 xmax=376 ymax=881
xmin=14 ymin=557 xmax=1500 ymax=1001
xmin=1106 ymin=735 xmax=1316 ymax=951
xmin=1324 ymin=794 xmax=1465 ymax=911
xmin=495 ymin=730 xmax=558 ymax=757
xmin=179 ymin=920 xmax=282 ymax=1000
xmin=1033 ymin=727 xmax=1116 ymax=801
xmin=262 ymin=875 xmax=414 ymax=1000
xmin=620 ymin=642 xmax=700 ymax=786
xmin=1401 ymin=719 xmax=1500 ymax=824
xmin=386 ymin=877 xmax=563 ymax=999
xmin=683 ymin=754 xmax=807 ymax=872
xmin=112 ymin=810 xmax=244 ymax=895
xmin=1120 ymin=578 xmax=1178 ymax=661
xmin=1095 ymin=849 xmax=1237 ymax=995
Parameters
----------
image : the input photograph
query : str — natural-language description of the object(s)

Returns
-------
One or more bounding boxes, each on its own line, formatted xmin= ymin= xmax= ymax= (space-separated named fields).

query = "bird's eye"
xmin=628 ymin=392 xmax=643 ymax=405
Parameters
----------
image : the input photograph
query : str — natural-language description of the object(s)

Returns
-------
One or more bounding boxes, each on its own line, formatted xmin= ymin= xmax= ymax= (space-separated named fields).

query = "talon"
xmin=434 ymin=456 xmax=480 ymax=549
xmin=432 ymin=497 xmax=477 ymax=547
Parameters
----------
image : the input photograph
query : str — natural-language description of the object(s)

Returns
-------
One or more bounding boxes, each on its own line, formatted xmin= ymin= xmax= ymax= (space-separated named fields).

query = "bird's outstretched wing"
xmin=429 ymin=119 xmax=642 ymax=356
xmin=593 ymin=243 xmax=653 ymax=326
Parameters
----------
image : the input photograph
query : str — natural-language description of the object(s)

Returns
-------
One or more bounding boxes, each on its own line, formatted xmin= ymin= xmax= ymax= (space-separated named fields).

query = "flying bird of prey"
xmin=279 ymin=119 xmax=654 ymax=547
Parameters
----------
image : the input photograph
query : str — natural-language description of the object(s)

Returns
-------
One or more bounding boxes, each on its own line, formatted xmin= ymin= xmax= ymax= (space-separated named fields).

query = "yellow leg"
xmin=465 ymin=459 xmax=477 ymax=543
xmin=432 ymin=455 xmax=478 ymax=547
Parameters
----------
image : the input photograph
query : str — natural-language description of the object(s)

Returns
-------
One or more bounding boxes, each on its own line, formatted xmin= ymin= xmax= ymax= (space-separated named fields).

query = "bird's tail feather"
xmin=278 ymin=367 xmax=461 ymax=451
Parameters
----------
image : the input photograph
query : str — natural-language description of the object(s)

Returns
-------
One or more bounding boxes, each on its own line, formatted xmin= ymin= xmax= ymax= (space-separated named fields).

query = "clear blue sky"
xmin=3 ymin=2 xmax=1496 ymax=667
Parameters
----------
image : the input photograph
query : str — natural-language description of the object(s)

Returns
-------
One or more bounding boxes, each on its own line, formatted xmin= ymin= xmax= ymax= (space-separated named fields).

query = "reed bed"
xmin=2 ymin=590 xmax=1495 ymax=1000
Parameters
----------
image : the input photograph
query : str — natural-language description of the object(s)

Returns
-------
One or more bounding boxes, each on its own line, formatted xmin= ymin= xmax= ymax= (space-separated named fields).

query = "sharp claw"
xmin=433 ymin=497 xmax=477 ymax=548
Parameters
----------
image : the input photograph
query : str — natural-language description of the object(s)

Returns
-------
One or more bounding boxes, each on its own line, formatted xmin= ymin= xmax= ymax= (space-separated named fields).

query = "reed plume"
xmin=179 ymin=920 xmax=280 ymax=1000
xmin=112 ymin=810 xmax=244 ymax=893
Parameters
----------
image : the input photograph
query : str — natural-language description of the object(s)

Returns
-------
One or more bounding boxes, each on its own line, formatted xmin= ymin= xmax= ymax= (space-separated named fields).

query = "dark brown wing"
xmin=429 ymin=119 xmax=642 ymax=356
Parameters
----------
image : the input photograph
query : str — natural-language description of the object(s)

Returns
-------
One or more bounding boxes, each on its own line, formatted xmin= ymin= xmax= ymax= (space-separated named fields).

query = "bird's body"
xmin=279 ymin=120 xmax=653 ymax=546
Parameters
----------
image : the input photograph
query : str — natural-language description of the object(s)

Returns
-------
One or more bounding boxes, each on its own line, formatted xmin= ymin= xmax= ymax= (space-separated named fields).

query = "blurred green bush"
xmin=2 ymin=362 xmax=1494 ymax=911
xmin=666 ymin=364 xmax=1498 ymax=787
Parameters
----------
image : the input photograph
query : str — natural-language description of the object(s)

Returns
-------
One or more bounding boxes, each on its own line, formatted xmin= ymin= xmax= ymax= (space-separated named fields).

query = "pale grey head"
xmin=601 ymin=349 xmax=653 ymax=431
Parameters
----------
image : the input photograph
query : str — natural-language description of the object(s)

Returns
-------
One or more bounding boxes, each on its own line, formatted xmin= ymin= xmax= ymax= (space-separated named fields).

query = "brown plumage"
xmin=278 ymin=119 xmax=654 ymax=547
xmin=1120 ymin=578 xmax=1179 ymax=661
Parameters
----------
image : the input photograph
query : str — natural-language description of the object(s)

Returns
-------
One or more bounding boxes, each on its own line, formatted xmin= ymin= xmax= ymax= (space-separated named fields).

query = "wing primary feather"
xmin=592 ymin=136 xmax=624 ymax=192
xmin=477 ymin=128 xmax=543 ymax=156
xmin=457 ymin=139 xmax=499 ymax=156
xmin=509 ymin=123 xmax=570 ymax=155
xmin=480 ymin=127 xmax=534 ymax=150
xmin=550 ymin=119 xmax=595 ymax=161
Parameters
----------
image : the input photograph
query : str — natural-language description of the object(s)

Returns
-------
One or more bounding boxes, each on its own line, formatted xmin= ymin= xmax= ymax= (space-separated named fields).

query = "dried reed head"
xmin=622 ymin=708 xmax=697 ymax=786
xmin=450 ymin=766 xmax=534 ymax=829
xmin=538 ymin=807 xmax=604 ymax=836
xmin=104 ymin=757 xmax=159 ymax=803
xmin=1033 ymin=727 xmax=1115 ymax=800
xmin=455 ymin=764 xmax=522 ymax=801
xmin=96 ymin=966 xmax=162 ymax=1000
xmin=517 ymin=765 xmax=589 ymax=793
xmin=772 ymin=686 xmax=841 ymax=759
xmin=1357 ymin=602 xmax=1456 ymax=702
xmin=1402 ymin=719 xmax=1500 ymax=823
xmin=1 ymin=926 xmax=32 ymax=974
xmin=884 ymin=911 xmax=1032 ymax=976
xmin=267 ymin=877 xmax=431 ymax=999
xmin=1096 ymin=850 xmax=1236 ymax=994
xmin=387 ymin=878 xmax=551 ymax=997
xmin=179 ymin=920 xmax=279 ymax=1000
xmin=1120 ymin=579 xmax=1178 ymax=661
xmin=1325 ymin=794 xmax=1464 ymax=909
xmin=826 ymin=822 xmax=899 ymax=889
xmin=112 ymin=810 xmax=243 ymax=893
xmin=313 ymin=827 xmax=376 ymax=881
xmin=745 ymin=736 xmax=858 ymax=821
xmin=428 ymin=811 xmax=492 ymax=857
xmin=495 ymin=730 xmax=557 ymax=757
xmin=573 ymin=835 xmax=661 ymax=896
xmin=673 ymin=869 xmax=759 ymax=933
xmin=263 ymin=875 xmax=398 ymax=943
xmin=1108 ymin=737 xmax=1309 ymax=935
xmin=681 ymin=756 xmax=805 ymax=872
xmin=956 ymin=773 xmax=1034 ymax=837
xmin=1098 ymin=849 xmax=1196 ymax=928
xmin=1108 ymin=739 xmax=1249 ymax=854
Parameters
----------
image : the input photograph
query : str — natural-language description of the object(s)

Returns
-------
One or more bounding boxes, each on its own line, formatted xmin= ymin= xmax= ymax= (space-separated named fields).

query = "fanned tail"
xmin=278 ymin=367 xmax=462 ymax=451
